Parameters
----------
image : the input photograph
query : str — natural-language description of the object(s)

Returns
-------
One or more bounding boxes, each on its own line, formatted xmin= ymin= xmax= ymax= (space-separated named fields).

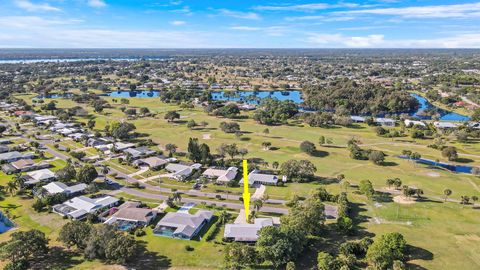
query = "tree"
xmin=393 ymin=178 xmax=402 ymax=190
xmin=55 ymin=162 xmax=77 ymax=182
xmin=140 ymin=107 xmax=150 ymax=115
xmin=224 ymin=242 xmax=257 ymax=270
xmin=87 ymin=119 xmax=96 ymax=130
xmin=172 ymin=191 xmax=182 ymax=203
xmin=442 ymin=146 xmax=458 ymax=161
xmin=300 ymin=140 xmax=316 ymax=155
xmin=104 ymin=234 xmax=138 ymax=264
xmin=219 ymin=122 xmax=240 ymax=133
xmin=443 ymin=188 xmax=452 ymax=202
xmin=280 ymin=160 xmax=317 ymax=182
xmin=101 ymin=165 xmax=110 ymax=180
xmin=164 ymin=111 xmax=180 ymax=122
xmin=165 ymin=143 xmax=178 ymax=157
xmin=369 ymin=150 xmax=385 ymax=165
xmin=58 ymin=221 xmax=92 ymax=250
xmin=6 ymin=181 xmax=18 ymax=196
xmin=286 ymin=261 xmax=296 ymax=270
xmin=272 ymin=161 xmax=279 ymax=170
xmin=366 ymin=232 xmax=407 ymax=270
xmin=341 ymin=180 xmax=350 ymax=192
xmin=224 ymin=144 xmax=238 ymax=160
xmin=472 ymin=195 xmax=479 ymax=205
xmin=187 ymin=119 xmax=196 ymax=129
xmin=0 ymin=229 xmax=49 ymax=270
xmin=386 ymin=178 xmax=395 ymax=189
xmin=318 ymin=135 xmax=325 ymax=145
xmin=472 ymin=108 xmax=480 ymax=121
xmin=109 ymin=122 xmax=136 ymax=140
xmin=359 ymin=179 xmax=375 ymax=200
xmin=256 ymin=226 xmax=304 ymax=268
xmin=76 ymin=165 xmax=98 ymax=185
xmin=261 ymin=141 xmax=272 ymax=150
xmin=337 ymin=215 xmax=354 ymax=235
xmin=238 ymin=148 xmax=248 ymax=159
xmin=317 ymin=252 xmax=335 ymax=270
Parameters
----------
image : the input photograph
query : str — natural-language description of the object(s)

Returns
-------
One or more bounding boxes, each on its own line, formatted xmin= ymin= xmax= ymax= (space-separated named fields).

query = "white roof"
xmin=434 ymin=121 xmax=458 ymax=128
xmin=404 ymin=119 xmax=426 ymax=127
xmin=62 ymin=195 xmax=119 ymax=213
xmin=240 ymin=170 xmax=279 ymax=185
xmin=202 ymin=167 xmax=238 ymax=182
xmin=25 ymin=169 xmax=55 ymax=184
xmin=224 ymin=217 xmax=276 ymax=242
xmin=42 ymin=181 xmax=87 ymax=195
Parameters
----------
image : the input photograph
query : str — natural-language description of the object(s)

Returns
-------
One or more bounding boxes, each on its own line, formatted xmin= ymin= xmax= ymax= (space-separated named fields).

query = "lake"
xmin=398 ymin=156 xmax=475 ymax=174
xmin=38 ymin=90 xmax=471 ymax=122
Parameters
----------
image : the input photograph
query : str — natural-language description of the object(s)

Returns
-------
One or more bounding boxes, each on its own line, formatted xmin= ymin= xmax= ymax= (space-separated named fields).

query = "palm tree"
xmin=6 ymin=181 xmax=17 ymax=196
xmin=12 ymin=173 xmax=25 ymax=190
xmin=101 ymin=165 xmax=110 ymax=180
xmin=443 ymin=188 xmax=452 ymax=202
xmin=393 ymin=178 xmax=402 ymax=190
xmin=472 ymin=195 xmax=478 ymax=205
xmin=165 ymin=144 xmax=177 ymax=157
xmin=386 ymin=178 xmax=394 ymax=189
xmin=172 ymin=191 xmax=182 ymax=203
xmin=253 ymin=199 xmax=263 ymax=211
xmin=415 ymin=189 xmax=424 ymax=199
xmin=272 ymin=161 xmax=279 ymax=170
xmin=261 ymin=141 xmax=271 ymax=150
xmin=219 ymin=210 xmax=229 ymax=225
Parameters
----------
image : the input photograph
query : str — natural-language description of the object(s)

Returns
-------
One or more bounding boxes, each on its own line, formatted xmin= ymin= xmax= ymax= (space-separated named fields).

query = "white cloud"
xmin=306 ymin=32 xmax=480 ymax=48
xmin=339 ymin=2 xmax=480 ymax=18
xmin=218 ymin=9 xmax=260 ymax=20
xmin=308 ymin=33 xmax=385 ymax=47
xmin=0 ymin=16 xmax=81 ymax=28
xmin=254 ymin=2 xmax=372 ymax=12
xmin=14 ymin=0 xmax=60 ymax=12
xmin=88 ymin=0 xmax=107 ymax=8
xmin=170 ymin=20 xmax=186 ymax=25
xmin=230 ymin=26 xmax=261 ymax=31
xmin=229 ymin=25 xmax=289 ymax=36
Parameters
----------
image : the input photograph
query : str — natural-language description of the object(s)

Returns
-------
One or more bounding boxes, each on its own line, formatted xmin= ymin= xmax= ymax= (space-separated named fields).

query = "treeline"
xmin=302 ymin=79 xmax=419 ymax=115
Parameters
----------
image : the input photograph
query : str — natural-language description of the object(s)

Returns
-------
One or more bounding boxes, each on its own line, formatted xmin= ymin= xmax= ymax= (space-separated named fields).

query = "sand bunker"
xmin=202 ymin=134 xmax=211 ymax=140
xmin=393 ymin=195 xmax=417 ymax=204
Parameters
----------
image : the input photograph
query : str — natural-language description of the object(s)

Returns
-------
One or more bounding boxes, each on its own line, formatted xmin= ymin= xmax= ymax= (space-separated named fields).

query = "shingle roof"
xmin=155 ymin=210 xmax=213 ymax=238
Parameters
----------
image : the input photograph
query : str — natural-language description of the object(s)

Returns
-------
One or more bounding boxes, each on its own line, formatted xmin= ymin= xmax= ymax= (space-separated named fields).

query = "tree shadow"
xmin=127 ymin=241 xmax=172 ymax=269
xmin=31 ymin=246 xmax=84 ymax=270
xmin=312 ymin=150 xmax=329 ymax=158
xmin=380 ymin=161 xmax=399 ymax=167
xmin=455 ymin=158 xmax=474 ymax=164
xmin=407 ymin=244 xmax=434 ymax=261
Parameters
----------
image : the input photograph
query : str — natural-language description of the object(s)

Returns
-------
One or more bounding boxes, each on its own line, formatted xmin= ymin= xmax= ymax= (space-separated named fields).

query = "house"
xmin=0 ymin=139 xmax=11 ymax=145
xmin=468 ymin=122 xmax=480 ymax=129
xmin=0 ymin=145 xmax=8 ymax=153
xmin=224 ymin=215 xmax=280 ymax=242
xmin=153 ymin=210 xmax=213 ymax=240
xmin=23 ymin=169 xmax=56 ymax=186
xmin=165 ymin=163 xmax=202 ymax=180
xmin=1 ymin=159 xmax=50 ymax=174
xmin=434 ymin=121 xmax=458 ymax=129
xmin=95 ymin=142 xmax=135 ymax=152
xmin=53 ymin=195 xmax=120 ymax=220
xmin=123 ymin=147 xmax=156 ymax=159
xmin=40 ymin=181 xmax=87 ymax=196
xmin=87 ymin=137 xmax=111 ymax=147
xmin=133 ymin=156 xmax=168 ymax=169
xmin=350 ymin=116 xmax=366 ymax=123
xmin=375 ymin=118 xmax=396 ymax=127
xmin=324 ymin=205 xmax=339 ymax=220
xmin=239 ymin=169 xmax=284 ymax=187
xmin=202 ymin=167 xmax=238 ymax=184
xmin=404 ymin=119 xmax=426 ymax=127
xmin=104 ymin=202 xmax=158 ymax=229
xmin=0 ymin=151 xmax=35 ymax=163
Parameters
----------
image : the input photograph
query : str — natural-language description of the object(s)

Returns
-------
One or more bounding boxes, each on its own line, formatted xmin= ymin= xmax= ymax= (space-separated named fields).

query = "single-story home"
xmin=324 ymin=204 xmax=339 ymax=220
xmin=40 ymin=181 xmax=87 ymax=196
xmin=202 ymin=167 xmax=238 ymax=184
xmin=123 ymin=147 xmax=156 ymax=159
xmin=23 ymin=168 xmax=56 ymax=186
xmin=95 ymin=142 xmax=135 ymax=152
xmin=53 ymin=195 xmax=120 ymax=220
xmin=0 ymin=145 xmax=9 ymax=153
xmin=87 ymin=137 xmax=112 ymax=147
xmin=1 ymin=159 xmax=50 ymax=174
xmin=153 ymin=210 xmax=213 ymax=240
xmin=404 ymin=119 xmax=426 ymax=127
xmin=224 ymin=217 xmax=280 ymax=242
xmin=0 ymin=139 xmax=11 ymax=145
xmin=104 ymin=202 xmax=158 ymax=229
xmin=239 ymin=169 xmax=284 ymax=187
xmin=434 ymin=121 xmax=458 ymax=129
xmin=350 ymin=116 xmax=366 ymax=123
xmin=469 ymin=122 xmax=480 ymax=129
xmin=165 ymin=163 xmax=202 ymax=180
xmin=0 ymin=151 xmax=35 ymax=163
xmin=375 ymin=118 xmax=396 ymax=127
xmin=133 ymin=156 xmax=168 ymax=169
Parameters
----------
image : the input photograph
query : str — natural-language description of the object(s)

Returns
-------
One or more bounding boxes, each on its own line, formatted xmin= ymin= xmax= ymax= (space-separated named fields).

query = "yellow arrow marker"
xmin=242 ymin=159 xmax=250 ymax=221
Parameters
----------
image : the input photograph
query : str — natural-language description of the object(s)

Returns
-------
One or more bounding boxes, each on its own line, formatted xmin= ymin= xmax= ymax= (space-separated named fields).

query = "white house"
xmin=23 ymin=169 xmax=56 ymax=185
xmin=165 ymin=163 xmax=201 ymax=180
xmin=239 ymin=169 xmax=284 ymax=187
xmin=404 ymin=119 xmax=426 ymax=127
xmin=53 ymin=195 xmax=119 ymax=220
xmin=41 ymin=181 xmax=87 ymax=196
xmin=202 ymin=167 xmax=238 ymax=184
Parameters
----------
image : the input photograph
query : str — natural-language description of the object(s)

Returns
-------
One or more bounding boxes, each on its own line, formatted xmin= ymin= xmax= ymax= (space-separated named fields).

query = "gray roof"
xmin=224 ymin=218 xmax=275 ymax=242
xmin=239 ymin=170 xmax=279 ymax=185
xmin=155 ymin=210 xmax=213 ymax=238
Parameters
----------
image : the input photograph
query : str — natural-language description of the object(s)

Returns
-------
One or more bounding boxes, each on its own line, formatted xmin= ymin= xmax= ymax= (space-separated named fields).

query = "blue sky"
xmin=0 ymin=0 xmax=480 ymax=48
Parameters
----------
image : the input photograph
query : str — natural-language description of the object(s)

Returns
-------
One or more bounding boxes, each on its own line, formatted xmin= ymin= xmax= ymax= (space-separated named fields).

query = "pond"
xmin=398 ymin=156 xmax=475 ymax=174
xmin=410 ymin=94 xmax=471 ymax=121
xmin=99 ymin=90 xmax=160 ymax=98
xmin=210 ymin=90 xmax=303 ymax=105
xmin=0 ymin=211 xmax=14 ymax=233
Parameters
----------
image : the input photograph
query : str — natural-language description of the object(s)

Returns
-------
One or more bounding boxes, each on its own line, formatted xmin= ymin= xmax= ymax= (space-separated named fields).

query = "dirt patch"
xmin=393 ymin=195 xmax=417 ymax=204
xmin=426 ymin=171 xmax=440 ymax=177
xmin=202 ymin=133 xmax=211 ymax=140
